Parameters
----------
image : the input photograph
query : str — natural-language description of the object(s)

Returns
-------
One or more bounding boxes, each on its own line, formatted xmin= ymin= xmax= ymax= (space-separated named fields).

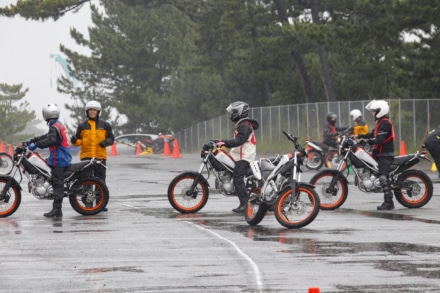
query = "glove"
xmin=70 ymin=135 xmax=77 ymax=144
xmin=99 ymin=141 xmax=107 ymax=147
xmin=28 ymin=143 xmax=37 ymax=151
xmin=216 ymin=141 xmax=225 ymax=148
xmin=25 ymin=138 xmax=34 ymax=145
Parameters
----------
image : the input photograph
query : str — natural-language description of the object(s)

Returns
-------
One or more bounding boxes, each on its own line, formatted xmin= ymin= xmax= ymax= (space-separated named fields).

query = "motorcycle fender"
xmin=0 ymin=175 xmax=22 ymax=191
xmin=282 ymin=182 xmax=315 ymax=193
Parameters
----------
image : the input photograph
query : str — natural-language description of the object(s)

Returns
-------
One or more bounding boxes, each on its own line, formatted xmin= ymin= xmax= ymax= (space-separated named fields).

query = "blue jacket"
xmin=34 ymin=119 xmax=72 ymax=167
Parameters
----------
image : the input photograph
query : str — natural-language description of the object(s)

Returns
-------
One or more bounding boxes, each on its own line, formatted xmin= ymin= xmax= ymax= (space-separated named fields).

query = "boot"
xmin=44 ymin=202 xmax=63 ymax=218
xmin=377 ymin=175 xmax=394 ymax=211
xmin=232 ymin=203 xmax=246 ymax=213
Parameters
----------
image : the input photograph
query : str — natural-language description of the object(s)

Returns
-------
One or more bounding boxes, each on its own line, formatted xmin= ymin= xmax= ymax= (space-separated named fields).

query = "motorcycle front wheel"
xmin=394 ymin=169 xmax=433 ymax=208
xmin=304 ymin=150 xmax=324 ymax=170
xmin=310 ymin=171 xmax=348 ymax=210
xmin=0 ymin=178 xmax=21 ymax=217
xmin=69 ymin=177 xmax=109 ymax=215
xmin=274 ymin=186 xmax=320 ymax=229
xmin=245 ymin=199 xmax=268 ymax=226
xmin=0 ymin=153 xmax=13 ymax=175
xmin=167 ymin=173 xmax=209 ymax=213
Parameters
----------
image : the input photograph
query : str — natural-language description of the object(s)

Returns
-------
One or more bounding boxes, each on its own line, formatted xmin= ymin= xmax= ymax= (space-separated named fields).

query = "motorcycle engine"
xmin=28 ymin=174 xmax=53 ymax=199
xmin=357 ymin=169 xmax=381 ymax=192
xmin=215 ymin=171 xmax=235 ymax=196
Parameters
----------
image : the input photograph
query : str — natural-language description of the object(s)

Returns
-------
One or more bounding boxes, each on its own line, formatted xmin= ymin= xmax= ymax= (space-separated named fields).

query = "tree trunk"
xmin=311 ymin=0 xmax=336 ymax=101
xmin=273 ymin=0 xmax=316 ymax=103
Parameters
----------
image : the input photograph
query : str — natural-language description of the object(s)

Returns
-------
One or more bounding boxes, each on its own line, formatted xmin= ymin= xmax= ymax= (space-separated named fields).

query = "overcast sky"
xmin=0 ymin=2 xmax=92 ymax=131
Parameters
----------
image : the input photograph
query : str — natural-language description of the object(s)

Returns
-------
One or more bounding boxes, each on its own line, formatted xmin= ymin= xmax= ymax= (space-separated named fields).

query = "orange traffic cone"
xmin=0 ymin=141 xmax=4 ymax=152
xmin=135 ymin=141 xmax=142 ymax=155
xmin=109 ymin=142 xmax=119 ymax=156
xmin=400 ymin=140 xmax=407 ymax=156
xmin=8 ymin=144 xmax=13 ymax=156
xmin=163 ymin=139 xmax=170 ymax=156
xmin=172 ymin=138 xmax=182 ymax=158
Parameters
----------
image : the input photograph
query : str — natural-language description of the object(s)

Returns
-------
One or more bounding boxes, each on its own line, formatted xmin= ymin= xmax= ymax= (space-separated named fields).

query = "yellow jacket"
xmin=353 ymin=120 xmax=369 ymax=135
xmin=72 ymin=118 xmax=115 ymax=160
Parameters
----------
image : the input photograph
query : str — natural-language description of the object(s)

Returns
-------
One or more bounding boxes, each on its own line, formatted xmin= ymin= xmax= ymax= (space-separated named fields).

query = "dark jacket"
xmin=358 ymin=116 xmax=395 ymax=157
xmin=322 ymin=122 xmax=347 ymax=146
xmin=34 ymin=120 xmax=72 ymax=167
xmin=424 ymin=127 xmax=440 ymax=149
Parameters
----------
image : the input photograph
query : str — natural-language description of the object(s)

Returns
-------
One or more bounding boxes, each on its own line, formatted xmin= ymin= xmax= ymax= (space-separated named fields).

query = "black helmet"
xmin=226 ymin=101 xmax=249 ymax=123
xmin=327 ymin=112 xmax=337 ymax=125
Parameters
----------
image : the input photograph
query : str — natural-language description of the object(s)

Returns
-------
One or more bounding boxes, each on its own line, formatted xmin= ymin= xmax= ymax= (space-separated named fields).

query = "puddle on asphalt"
xmin=81 ymin=266 xmax=144 ymax=274
xmin=340 ymin=208 xmax=440 ymax=224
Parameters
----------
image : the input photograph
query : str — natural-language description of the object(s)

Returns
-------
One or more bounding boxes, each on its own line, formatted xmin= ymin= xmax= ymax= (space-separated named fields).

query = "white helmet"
xmin=350 ymin=109 xmax=362 ymax=121
xmin=42 ymin=103 xmax=60 ymax=121
xmin=368 ymin=100 xmax=389 ymax=119
xmin=85 ymin=101 xmax=102 ymax=116
xmin=365 ymin=100 xmax=376 ymax=111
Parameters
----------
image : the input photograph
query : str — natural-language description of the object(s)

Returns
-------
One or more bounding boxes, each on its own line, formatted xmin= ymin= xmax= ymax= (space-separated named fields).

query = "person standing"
xmin=27 ymin=103 xmax=72 ymax=218
xmin=70 ymin=101 xmax=114 ymax=209
xmin=349 ymin=109 xmax=369 ymax=135
xmin=216 ymin=101 xmax=259 ymax=213
xmin=423 ymin=126 xmax=440 ymax=179
xmin=357 ymin=100 xmax=396 ymax=210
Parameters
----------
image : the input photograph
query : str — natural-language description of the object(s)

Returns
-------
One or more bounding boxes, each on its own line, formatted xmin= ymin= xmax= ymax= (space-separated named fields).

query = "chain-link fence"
xmin=176 ymin=99 xmax=440 ymax=154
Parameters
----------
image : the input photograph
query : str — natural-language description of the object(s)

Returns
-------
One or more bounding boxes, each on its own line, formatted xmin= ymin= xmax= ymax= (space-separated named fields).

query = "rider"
xmin=322 ymin=112 xmax=349 ymax=148
xmin=27 ymin=103 xmax=72 ymax=218
xmin=216 ymin=101 xmax=259 ymax=213
xmin=357 ymin=100 xmax=396 ymax=210
xmin=349 ymin=109 xmax=369 ymax=135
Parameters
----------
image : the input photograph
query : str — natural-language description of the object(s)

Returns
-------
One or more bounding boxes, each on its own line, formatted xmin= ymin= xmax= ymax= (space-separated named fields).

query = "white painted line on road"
xmin=186 ymin=221 xmax=264 ymax=292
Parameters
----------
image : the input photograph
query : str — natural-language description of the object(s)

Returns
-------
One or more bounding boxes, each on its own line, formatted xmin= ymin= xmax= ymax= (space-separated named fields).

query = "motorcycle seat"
xmin=66 ymin=160 xmax=91 ymax=173
xmin=392 ymin=155 xmax=412 ymax=166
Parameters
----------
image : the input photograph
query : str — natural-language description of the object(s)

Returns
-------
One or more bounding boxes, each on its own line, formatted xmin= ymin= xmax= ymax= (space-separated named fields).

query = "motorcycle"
xmin=244 ymin=131 xmax=320 ymax=229
xmin=304 ymin=129 xmax=355 ymax=171
xmin=0 ymin=144 xmax=110 ymax=217
xmin=310 ymin=135 xmax=433 ymax=210
xmin=167 ymin=132 xmax=320 ymax=229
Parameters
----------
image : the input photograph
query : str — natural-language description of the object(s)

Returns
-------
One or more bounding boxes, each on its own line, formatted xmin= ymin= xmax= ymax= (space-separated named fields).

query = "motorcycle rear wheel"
xmin=167 ymin=173 xmax=209 ymax=213
xmin=310 ymin=171 xmax=348 ymax=210
xmin=325 ymin=150 xmax=347 ymax=171
xmin=0 ymin=178 xmax=21 ymax=217
xmin=69 ymin=177 xmax=109 ymax=215
xmin=304 ymin=150 xmax=324 ymax=170
xmin=394 ymin=169 xmax=433 ymax=208
xmin=274 ymin=186 xmax=320 ymax=229
xmin=245 ymin=199 xmax=268 ymax=226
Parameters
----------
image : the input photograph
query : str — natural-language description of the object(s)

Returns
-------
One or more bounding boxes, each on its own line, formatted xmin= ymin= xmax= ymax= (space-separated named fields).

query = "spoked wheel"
xmin=394 ymin=169 xmax=433 ymax=208
xmin=274 ymin=186 xmax=320 ymax=229
xmin=304 ymin=150 xmax=324 ymax=170
xmin=69 ymin=177 xmax=109 ymax=215
xmin=0 ymin=153 xmax=13 ymax=175
xmin=0 ymin=178 xmax=21 ymax=217
xmin=245 ymin=198 xmax=269 ymax=226
xmin=325 ymin=150 xmax=347 ymax=171
xmin=310 ymin=171 xmax=348 ymax=210
xmin=167 ymin=173 xmax=209 ymax=213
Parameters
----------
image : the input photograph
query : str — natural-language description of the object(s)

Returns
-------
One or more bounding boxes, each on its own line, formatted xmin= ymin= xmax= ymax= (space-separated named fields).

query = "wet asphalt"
xmin=2 ymin=153 xmax=440 ymax=293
